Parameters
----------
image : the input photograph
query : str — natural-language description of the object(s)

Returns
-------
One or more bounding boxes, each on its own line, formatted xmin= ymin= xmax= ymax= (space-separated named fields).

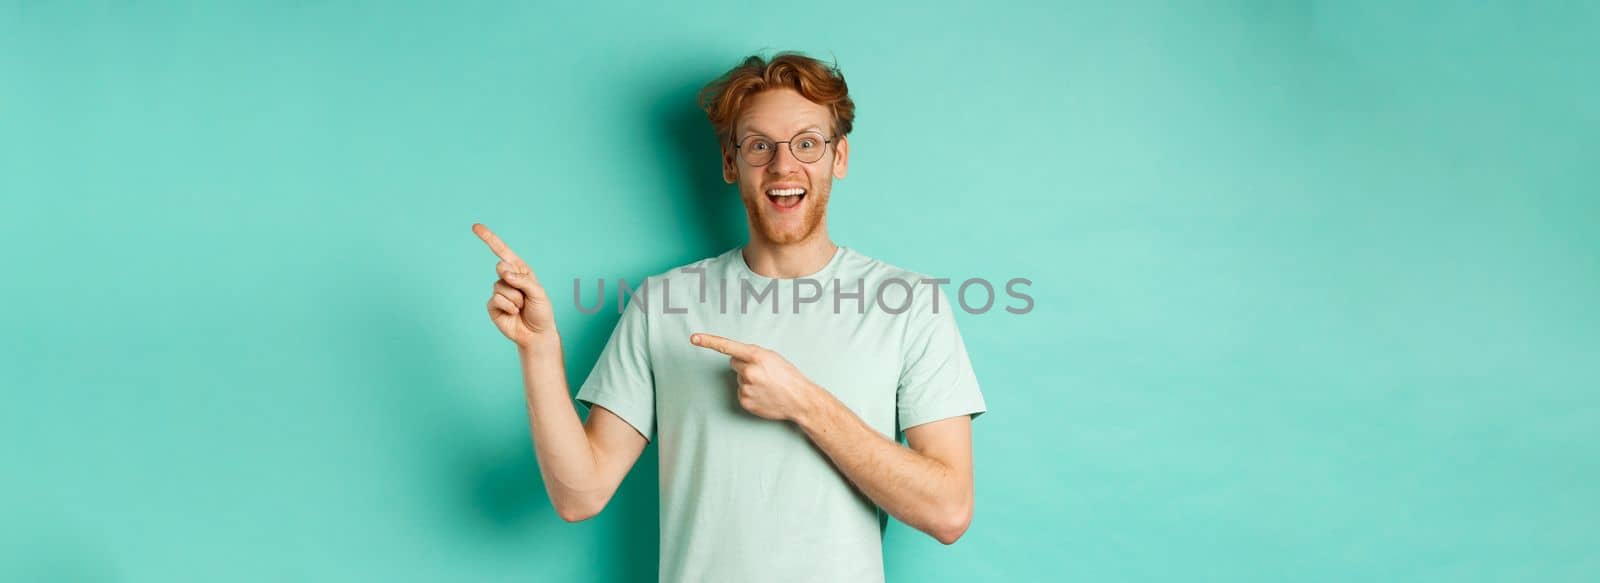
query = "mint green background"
xmin=4 ymin=2 xmax=1597 ymax=581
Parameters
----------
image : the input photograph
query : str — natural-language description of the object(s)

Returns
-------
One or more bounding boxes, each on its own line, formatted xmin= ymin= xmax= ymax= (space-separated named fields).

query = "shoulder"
xmin=839 ymin=248 xmax=953 ymax=315
xmin=836 ymin=247 xmax=918 ymax=283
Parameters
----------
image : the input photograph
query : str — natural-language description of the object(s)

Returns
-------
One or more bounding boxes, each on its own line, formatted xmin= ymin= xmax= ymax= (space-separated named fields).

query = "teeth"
xmin=766 ymin=187 xmax=806 ymax=196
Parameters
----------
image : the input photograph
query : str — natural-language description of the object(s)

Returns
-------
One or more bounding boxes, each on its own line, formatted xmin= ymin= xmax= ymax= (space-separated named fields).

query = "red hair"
xmin=698 ymin=51 xmax=856 ymax=147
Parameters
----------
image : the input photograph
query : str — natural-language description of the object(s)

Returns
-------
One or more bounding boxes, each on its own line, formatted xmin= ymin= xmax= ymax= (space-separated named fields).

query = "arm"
xmin=689 ymin=333 xmax=976 ymax=545
xmin=793 ymin=389 xmax=975 ymax=545
xmin=517 ymin=340 xmax=648 ymax=523
xmin=473 ymin=223 xmax=646 ymax=523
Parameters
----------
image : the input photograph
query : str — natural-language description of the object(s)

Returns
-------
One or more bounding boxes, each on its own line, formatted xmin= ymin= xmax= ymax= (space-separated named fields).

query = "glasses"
xmin=734 ymin=131 xmax=837 ymax=166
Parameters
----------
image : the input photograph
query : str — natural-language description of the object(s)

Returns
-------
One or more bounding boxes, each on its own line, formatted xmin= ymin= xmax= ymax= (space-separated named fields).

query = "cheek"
xmin=739 ymin=181 xmax=762 ymax=200
xmin=808 ymin=175 xmax=831 ymax=197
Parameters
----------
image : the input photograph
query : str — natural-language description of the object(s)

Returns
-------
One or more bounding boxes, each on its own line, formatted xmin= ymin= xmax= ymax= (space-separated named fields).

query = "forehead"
xmin=737 ymin=88 xmax=832 ymax=136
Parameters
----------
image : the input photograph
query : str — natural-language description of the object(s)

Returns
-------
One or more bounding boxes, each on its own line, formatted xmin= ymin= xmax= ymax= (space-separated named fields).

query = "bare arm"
xmin=689 ymin=333 xmax=976 ymax=544
xmin=475 ymin=223 xmax=646 ymax=522
xmin=793 ymin=393 xmax=974 ymax=544
xmin=517 ymin=341 xmax=648 ymax=522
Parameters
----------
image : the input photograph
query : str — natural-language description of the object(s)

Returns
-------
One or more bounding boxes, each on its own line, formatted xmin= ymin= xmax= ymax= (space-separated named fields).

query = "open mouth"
xmin=765 ymin=187 xmax=807 ymax=212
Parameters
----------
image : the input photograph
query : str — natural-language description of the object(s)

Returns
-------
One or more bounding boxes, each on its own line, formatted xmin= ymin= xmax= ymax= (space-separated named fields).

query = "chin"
xmin=741 ymin=188 xmax=829 ymax=245
xmin=757 ymin=215 xmax=823 ymax=244
xmin=762 ymin=227 xmax=808 ymax=245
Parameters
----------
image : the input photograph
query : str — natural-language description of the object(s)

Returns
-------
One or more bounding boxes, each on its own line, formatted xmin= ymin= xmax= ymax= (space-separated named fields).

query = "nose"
xmin=766 ymin=143 xmax=802 ymax=175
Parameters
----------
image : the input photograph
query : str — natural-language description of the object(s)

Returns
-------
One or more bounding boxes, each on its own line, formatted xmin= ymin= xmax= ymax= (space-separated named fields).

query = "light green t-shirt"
xmin=575 ymin=245 xmax=987 ymax=583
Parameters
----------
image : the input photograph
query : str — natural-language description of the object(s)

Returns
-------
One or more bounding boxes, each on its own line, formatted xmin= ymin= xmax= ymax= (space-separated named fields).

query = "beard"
xmin=742 ymin=186 xmax=829 ymax=245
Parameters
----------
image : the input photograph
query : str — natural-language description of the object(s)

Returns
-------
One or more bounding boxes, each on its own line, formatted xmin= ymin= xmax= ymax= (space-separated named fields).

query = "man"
xmin=473 ymin=51 xmax=987 ymax=582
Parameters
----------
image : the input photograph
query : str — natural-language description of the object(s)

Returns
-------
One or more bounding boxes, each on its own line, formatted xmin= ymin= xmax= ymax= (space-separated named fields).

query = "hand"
xmin=691 ymin=333 xmax=820 ymax=422
xmin=474 ymin=223 xmax=557 ymax=350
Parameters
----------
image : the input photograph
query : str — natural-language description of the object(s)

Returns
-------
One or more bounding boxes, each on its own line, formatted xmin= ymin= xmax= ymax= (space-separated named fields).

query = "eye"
xmin=751 ymin=140 xmax=773 ymax=151
xmin=797 ymin=138 xmax=817 ymax=150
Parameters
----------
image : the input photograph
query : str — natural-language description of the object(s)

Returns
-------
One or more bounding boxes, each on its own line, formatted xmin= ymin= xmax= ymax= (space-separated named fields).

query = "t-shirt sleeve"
xmin=896 ymin=288 xmax=987 ymax=433
xmin=574 ymin=290 xmax=656 ymax=442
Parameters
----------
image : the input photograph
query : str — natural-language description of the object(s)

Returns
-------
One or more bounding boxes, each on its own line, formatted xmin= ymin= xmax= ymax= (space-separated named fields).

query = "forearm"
xmin=792 ymin=386 xmax=972 ymax=543
xmin=516 ymin=338 xmax=604 ymax=519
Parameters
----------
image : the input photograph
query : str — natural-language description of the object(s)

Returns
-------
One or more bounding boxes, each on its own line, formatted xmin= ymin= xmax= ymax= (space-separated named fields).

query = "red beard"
xmin=743 ymin=189 xmax=828 ymax=244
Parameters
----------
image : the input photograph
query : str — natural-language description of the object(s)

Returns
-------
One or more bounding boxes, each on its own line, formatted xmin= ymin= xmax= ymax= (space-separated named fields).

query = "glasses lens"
xmin=791 ymin=132 xmax=827 ymax=163
xmin=740 ymin=136 xmax=775 ymax=166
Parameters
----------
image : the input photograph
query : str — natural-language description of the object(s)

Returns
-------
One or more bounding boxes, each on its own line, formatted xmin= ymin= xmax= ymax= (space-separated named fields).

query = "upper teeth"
xmin=767 ymin=188 xmax=805 ymax=196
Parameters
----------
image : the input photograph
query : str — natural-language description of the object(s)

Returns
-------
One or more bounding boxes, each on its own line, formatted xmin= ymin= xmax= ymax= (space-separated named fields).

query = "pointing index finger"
xmin=472 ymin=223 xmax=528 ymax=272
xmin=691 ymin=333 xmax=758 ymax=360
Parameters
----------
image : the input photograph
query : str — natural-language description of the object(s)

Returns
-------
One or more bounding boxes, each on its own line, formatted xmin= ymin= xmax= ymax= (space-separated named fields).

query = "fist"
xmin=691 ymin=333 xmax=820 ymax=422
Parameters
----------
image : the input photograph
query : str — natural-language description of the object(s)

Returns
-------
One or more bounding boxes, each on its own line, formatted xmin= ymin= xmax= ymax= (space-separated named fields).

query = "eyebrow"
xmin=739 ymin=124 xmax=827 ymax=140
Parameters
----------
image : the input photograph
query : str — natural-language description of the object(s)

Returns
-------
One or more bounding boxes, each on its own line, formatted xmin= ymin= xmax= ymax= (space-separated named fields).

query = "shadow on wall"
xmin=347 ymin=272 xmax=659 ymax=583
xmin=347 ymin=295 xmax=560 ymax=540
xmin=646 ymin=60 xmax=746 ymax=255
xmin=348 ymin=61 xmax=744 ymax=582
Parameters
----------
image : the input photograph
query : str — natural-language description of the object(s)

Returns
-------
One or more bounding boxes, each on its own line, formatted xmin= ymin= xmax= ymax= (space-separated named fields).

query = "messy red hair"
xmin=698 ymin=51 xmax=856 ymax=148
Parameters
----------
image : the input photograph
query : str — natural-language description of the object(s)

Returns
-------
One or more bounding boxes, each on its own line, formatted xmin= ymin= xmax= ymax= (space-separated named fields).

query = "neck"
xmin=742 ymin=230 xmax=838 ymax=279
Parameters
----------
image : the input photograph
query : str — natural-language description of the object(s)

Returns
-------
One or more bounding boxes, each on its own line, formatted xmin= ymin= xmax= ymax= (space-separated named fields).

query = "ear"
xmin=722 ymin=144 xmax=738 ymax=184
xmin=832 ymin=135 xmax=849 ymax=180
